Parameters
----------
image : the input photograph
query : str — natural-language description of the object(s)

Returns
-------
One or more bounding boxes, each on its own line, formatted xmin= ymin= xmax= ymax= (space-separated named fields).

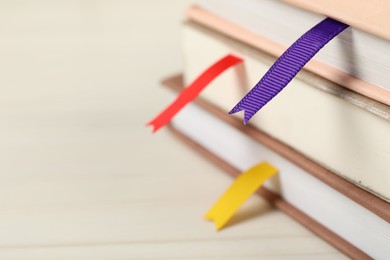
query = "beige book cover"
xmin=182 ymin=21 xmax=390 ymax=202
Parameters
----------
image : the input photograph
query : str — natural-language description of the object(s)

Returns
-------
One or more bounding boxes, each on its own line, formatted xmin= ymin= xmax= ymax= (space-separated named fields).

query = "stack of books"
xmin=160 ymin=0 xmax=390 ymax=258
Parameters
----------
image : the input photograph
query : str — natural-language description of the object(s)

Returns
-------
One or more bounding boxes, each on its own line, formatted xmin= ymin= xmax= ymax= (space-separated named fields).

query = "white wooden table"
xmin=0 ymin=1 xmax=345 ymax=259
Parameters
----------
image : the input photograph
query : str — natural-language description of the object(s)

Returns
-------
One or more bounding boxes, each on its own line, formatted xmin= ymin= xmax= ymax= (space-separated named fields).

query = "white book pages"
xmin=198 ymin=0 xmax=390 ymax=92
xmin=170 ymin=98 xmax=390 ymax=259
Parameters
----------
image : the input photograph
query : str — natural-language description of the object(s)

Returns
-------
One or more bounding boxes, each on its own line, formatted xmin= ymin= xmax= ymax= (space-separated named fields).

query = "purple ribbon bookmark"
xmin=229 ymin=17 xmax=348 ymax=124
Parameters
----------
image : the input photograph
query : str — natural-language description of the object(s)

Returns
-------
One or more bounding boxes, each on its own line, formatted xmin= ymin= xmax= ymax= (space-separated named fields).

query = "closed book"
xmin=182 ymin=21 xmax=390 ymax=202
xmin=162 ymin=75 xmax=390 ymax=259
xmin=187 ymin=2 xmax=390 ymax=106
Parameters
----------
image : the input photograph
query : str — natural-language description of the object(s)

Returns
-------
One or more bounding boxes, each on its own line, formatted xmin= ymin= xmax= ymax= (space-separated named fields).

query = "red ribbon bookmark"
xmin=147 ymin=54 xmax=243 ymax=133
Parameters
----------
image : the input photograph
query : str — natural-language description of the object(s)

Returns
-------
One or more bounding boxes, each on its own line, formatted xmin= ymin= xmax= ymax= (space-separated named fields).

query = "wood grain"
xmin=0 ymin=1 xmax=347 ymax=258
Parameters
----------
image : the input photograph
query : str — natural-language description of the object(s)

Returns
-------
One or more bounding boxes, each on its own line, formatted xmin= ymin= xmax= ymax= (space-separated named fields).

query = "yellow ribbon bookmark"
xmin=204 ymin=161 xmax=277 ymax=230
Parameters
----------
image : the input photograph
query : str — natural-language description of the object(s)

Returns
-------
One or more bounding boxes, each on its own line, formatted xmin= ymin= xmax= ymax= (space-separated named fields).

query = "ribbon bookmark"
xmin=230 ymin=18 xmax=348 ymax=124
xmin=147 ymin=54 xmax=243 ymax=132
xmin=205 ymin=162 xmax=277 ymax=230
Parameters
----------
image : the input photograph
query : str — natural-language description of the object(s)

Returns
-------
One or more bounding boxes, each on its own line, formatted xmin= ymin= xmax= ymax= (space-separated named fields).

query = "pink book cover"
xmin=284 ymin=0 xmax=390 ymax=41
xmin=186 ymin=5 xmax=390 ymax=107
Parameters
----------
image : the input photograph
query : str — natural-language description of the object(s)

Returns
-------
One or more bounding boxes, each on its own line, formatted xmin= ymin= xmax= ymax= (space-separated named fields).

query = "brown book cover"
xmin=168 ymin=124 xmax=370 ymax=259
xmin=162 ymin=74 xmax=390 ymax=224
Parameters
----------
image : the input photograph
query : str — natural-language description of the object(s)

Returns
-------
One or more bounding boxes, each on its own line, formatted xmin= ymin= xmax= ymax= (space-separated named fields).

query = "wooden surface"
xmin=0 ymin=1 xmax=345 ymax=259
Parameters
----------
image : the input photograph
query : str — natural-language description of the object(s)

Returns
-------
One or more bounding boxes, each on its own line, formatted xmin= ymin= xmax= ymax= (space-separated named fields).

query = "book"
xmin=284 ymin=0 xmax=390 ymax=40
xmin=181 ymin=21 xmax=390 ymax=202
xmin=187 ymin=2 xmax=390 ymax=106
xmin=162 ymin=75 xmax=390 ymax=259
